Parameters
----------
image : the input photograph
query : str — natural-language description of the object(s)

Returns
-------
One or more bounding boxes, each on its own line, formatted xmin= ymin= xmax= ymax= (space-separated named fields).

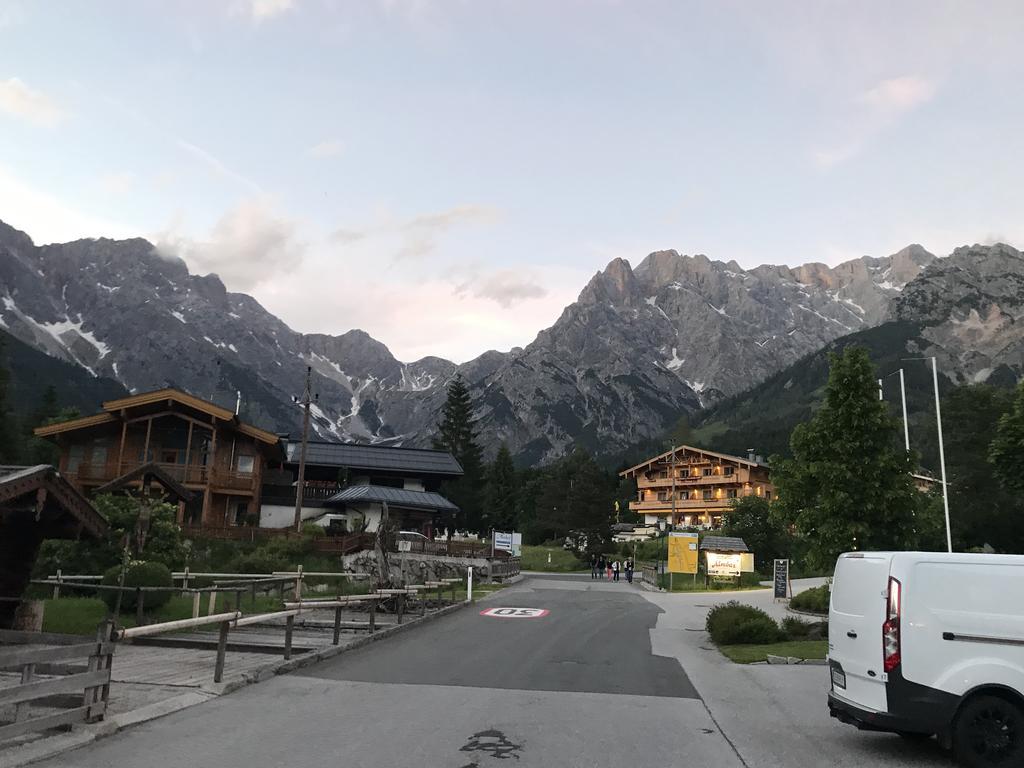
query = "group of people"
xmin=590 ymin=554 xmax=634 ymax=583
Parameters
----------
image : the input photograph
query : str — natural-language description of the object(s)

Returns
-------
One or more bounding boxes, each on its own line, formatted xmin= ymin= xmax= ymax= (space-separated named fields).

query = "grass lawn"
xmin=717 ymin=640 xmax=829 ymax=664
xmin=41 ymin=594 xmax=286 ymax=636
xmin=519 ymin=545 xmax=585 ymax=572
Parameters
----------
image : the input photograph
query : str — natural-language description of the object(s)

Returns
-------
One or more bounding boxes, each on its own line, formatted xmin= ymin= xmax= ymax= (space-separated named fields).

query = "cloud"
xmin=235 ymin=0 xmax=294 ymax=22
xmin=394 ymin=204 xmax=496 ymax=260
xmin=454 ymin=269 xmax=548 ymax=308
xmin=155 ymin=200 xmax=305 ymax=291
xmin=308 ymin=138 xmax=344 ymax=157
xmin=859 ymin=75 xmax=936 ymax=114
xmin=0 ymin=78 xmax=64 ymax=127
xmin=175 ymin=138 xmax=263 ymax=194
xmin=812 ymin=74 xmax=937 ymax=169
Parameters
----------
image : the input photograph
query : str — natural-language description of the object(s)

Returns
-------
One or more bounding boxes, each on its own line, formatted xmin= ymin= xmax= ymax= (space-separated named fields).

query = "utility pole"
xmin=293 ymin=366 xmax=313 ymax=532
xmin=898 ymin=368 xmax=910 ymax=452
xmin=931 ymin=357 xmax=952 ymax=552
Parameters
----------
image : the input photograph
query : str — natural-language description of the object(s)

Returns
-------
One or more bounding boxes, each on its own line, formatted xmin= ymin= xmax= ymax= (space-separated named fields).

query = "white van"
xmin=828 ymin=551 xmax=1024 ymax=767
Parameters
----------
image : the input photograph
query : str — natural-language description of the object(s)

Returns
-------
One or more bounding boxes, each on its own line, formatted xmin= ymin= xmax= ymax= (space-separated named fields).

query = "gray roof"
xmin=699 ymin=536 xmax=749 ymax=553
xmin=326 ymin=484 xmax=460 ymax=513
xmin=285 ymin=441 xmax=463 ymax=477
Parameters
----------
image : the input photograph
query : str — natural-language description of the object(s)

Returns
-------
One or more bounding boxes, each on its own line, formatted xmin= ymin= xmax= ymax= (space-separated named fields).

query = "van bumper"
xmin=828 ymin=692 xmax=927 ymax=734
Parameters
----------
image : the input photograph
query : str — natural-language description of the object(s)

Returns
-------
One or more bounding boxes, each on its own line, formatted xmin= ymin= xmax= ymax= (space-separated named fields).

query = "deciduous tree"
xmin=990 ymin=381 xmax=1024 ymax=496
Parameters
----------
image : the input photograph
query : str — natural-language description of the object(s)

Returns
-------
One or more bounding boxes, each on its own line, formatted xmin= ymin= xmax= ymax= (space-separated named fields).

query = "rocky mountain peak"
xmin=578 ymin=257 xmax=638 ymax=306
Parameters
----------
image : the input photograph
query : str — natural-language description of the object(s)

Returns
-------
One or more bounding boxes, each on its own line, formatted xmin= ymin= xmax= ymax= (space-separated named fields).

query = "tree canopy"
xmin=990 ymin=380 xmax=1024 ymax=496
xmin=771 ymin=347 xmax=941 ymax=569
xmin=433 ymin=374 xmax=485 ymax=533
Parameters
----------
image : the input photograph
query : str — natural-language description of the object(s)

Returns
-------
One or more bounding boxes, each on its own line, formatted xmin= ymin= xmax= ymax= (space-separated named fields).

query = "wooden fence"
xmin=0 ymin=625 xmax=113 ymax=742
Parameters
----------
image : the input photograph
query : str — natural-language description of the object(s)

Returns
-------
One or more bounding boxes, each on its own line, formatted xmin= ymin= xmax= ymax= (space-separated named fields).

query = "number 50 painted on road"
xmin=479 ymin=607 xmax=550 ymax=618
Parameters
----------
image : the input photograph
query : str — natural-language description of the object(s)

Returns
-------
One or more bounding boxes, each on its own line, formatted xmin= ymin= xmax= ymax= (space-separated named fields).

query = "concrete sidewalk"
xmin=638 ymin=583 xmax=948 ymax=768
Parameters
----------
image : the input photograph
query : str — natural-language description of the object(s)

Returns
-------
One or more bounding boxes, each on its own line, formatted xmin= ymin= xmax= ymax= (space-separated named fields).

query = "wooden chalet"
xmin=34 ymin=388 xmax=285 ymax=529
xmin=619 ymin=445 xmax=773 ymax=529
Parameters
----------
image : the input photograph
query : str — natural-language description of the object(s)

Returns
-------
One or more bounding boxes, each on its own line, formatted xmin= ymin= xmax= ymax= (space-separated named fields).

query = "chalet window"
xmin=233 ymin=501 xmax=249 ymax=526
xmin=702 ymin=468 xmax=713 ymax=477
xmin=91 ymin=446 xmax=108 ymax=467
xmin=765 ymin=490 xmax=772 ymax=500
xmin=656 ymin=491 xmax=667 ymax=501
xmin=702 ymin=489 xmax=712 ymax=500
xmin=726 ymin=488 xmax=738 ymax=498
xmin=67 ymin=445 xmax=85 ymax=472
xmin=161 ymin=449 xmax=180 ymax=464
xmin=236 ymin=455 xmax=255 ymax=475
xmin=724 ymin=466 xmax=734 ymax=476
xmin=659 ymin=470 xmax=668 ymax=479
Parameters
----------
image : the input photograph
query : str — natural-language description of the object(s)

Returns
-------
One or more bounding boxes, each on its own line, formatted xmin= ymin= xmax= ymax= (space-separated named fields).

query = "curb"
xmin=4 ymin=601 xmax=471 ymax=768
xmin=786 ymin=607 xmax=828 ymax=619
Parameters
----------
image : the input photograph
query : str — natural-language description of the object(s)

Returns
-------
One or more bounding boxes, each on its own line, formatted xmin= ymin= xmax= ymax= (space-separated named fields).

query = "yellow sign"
xmin=668 ymin=532 xmax=699 ymax=574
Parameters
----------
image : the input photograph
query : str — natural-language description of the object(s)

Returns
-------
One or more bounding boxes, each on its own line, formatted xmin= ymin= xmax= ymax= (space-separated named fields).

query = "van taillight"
xmin=883 ymin=577 xmax=901 ymax=672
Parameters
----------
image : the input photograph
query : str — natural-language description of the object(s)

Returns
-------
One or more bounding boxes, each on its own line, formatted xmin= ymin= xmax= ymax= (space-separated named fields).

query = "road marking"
xmin=480 ymin=607 xmax=550 ymax=618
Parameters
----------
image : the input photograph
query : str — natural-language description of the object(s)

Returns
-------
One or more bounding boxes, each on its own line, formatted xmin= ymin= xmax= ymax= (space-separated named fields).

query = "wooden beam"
xmin=183 ymin=421 xmax=194 ymax=483
xmin=125 ymin=410 xmax=214 ymax=430
xmin=142 ymin=417 xmax=153 ymax=463
xmin=117 ymin=418 xmax=128 ymax=473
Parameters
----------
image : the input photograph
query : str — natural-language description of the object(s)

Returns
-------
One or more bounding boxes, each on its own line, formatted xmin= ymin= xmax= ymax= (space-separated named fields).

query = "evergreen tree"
xmin=433 ymin=374 xmax=484 ymax=533
xmin=944 ymin=385 xmax=1024 ymax=552
xmin=532 ymin=449 xmax=615 ymax=554
xmin=484 ymin=443 xmax=518 ymax=532
xmin=0 ymin=339 xmax=19 ymax=463
xmin=722 ymin=496 xmax=792 ymax=572
xmin=990 ymin=381 xmax=1024 ymax=496
xmin=771 ymin=347 xmax=938 ymax=570
xmin=24 ymin=385 xmax=64 ymax=465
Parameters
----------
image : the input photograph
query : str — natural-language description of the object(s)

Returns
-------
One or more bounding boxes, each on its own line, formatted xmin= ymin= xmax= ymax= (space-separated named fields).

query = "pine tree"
xmin=771 ymin=347 xmax=938 ymax=569
xmin=433 ymin=374 xmax=484 ymax=533
xmin=24 ymin=385 xmax=66 ymax=466
xmin=990 ymin=381 xmax=1024 ymax=496
xmin=484 ymin=443 xmax=518 ymax=532
xmin=0 ymin=339 xmax=19 ymax=463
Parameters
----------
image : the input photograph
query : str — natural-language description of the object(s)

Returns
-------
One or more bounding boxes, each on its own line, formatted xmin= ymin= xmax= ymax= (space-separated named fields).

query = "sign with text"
xmin=480 ymin=607 xmax=549 ymax=618
xmin=494 ymin=531 xmax=514 ymax=552
xmin=668 ymin=532 xmax=699 ymax=574
xmin=773 ymin=559 xmax=790 ymax=599
xmin=706 ymin=552 xmax=742 ymax=577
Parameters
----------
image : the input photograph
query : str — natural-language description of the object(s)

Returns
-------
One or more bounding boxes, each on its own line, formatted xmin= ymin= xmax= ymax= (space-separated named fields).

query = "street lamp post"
xmin=931 ymin=357 xmax=953 ymax=553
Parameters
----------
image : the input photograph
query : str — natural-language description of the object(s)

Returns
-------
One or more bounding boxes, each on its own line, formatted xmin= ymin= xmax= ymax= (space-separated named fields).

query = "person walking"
xmin=625 ymin=558 xmax=634 ymax=584
xmin=598 ymin=555 xmax=607 ymax=580
xmin=612 ymin=559 xmax=620 ymax=582
xmin=605 ymin=558 xmax=612 ymax=580
xmin=590 ymin=554 xmax=599 ymax=580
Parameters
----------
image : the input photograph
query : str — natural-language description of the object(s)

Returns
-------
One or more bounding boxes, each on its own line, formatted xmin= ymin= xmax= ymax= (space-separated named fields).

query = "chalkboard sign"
xmin=773 ymin=559 xmax=790 ymax=600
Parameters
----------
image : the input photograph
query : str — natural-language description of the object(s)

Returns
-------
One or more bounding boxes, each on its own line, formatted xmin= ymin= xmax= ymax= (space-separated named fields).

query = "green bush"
xmin=790 ymin=584 xmax=830 ymax=614
xmin=706 ymin=600 xmax=782 ymax=645
xmin=100 ymin=561 xmax=174 ymax=613
xmin=301 ymin=522 xmax=326 ymax=539
xmin=781 ymin=616 xmax=813 ymax=638
xmin=739 ymin=571 xmax=765 ymax=587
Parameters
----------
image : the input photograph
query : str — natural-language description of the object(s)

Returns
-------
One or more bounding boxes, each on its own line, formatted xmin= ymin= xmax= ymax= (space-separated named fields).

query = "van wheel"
xmin=953 ymin=694 xmax=1024 ymax=767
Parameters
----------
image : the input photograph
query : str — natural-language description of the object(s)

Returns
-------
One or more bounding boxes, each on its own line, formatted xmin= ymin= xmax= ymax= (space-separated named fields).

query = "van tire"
xmin=953 ymin=693 xmax=1024 ymax=767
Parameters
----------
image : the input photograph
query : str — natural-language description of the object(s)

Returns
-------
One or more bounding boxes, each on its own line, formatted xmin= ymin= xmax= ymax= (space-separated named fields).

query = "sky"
xmin=1 ymin=1 xmax=1023 ymax=363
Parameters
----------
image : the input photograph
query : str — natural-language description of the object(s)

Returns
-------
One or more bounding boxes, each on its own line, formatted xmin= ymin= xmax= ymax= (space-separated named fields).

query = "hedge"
xmin=790 ymin=584 xmax=830 ymax=614
xmin=100 ymin=561 xmax=174 ymax=613
xmin=706 ymin=601 xmax=782 ymax=645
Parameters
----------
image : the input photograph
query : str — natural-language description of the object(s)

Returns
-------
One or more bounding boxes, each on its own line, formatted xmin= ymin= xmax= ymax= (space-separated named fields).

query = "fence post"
xmin=181 ymin=566 xmax=190 ymax=596
xmin=192 ymin=591 xmax=201 ymax=618
xmin=294 ymin=565 xmax=303 ymax=602
xmin=208 ymin=591 xmax=218 ymax=616
xmin=53 ymin=568 xmax=62 ymax=600
xmin=135 ymin=588 xmax=144 ymax=626
xmin=368 ymin=599 xmax=376 ymax=633
xmin=214 ymin=620 xmax=230 ymax=683
xmin=396 ymin=593 xmax=404 ymax=625
xmin=450 ymin=581 xmax=455 ymax=604
xmin=98 ymin=619 xmax=114 ymax=708
xmin=284 ymin=615 xmax=294 ymax=660
xmin=250 ymin=581 xmax=257 ymax=609
xmin=467 ymin=566 xmax=473 ymax=603
xmin=14 ymin=663 xmax=34 ymax=722
xmin=332 ymin=605 xmax=343 ymax=644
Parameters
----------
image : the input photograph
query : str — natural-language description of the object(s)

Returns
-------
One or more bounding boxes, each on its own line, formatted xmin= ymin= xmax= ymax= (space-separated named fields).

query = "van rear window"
xmin=832 ymin=556 xmax=889 ymax=617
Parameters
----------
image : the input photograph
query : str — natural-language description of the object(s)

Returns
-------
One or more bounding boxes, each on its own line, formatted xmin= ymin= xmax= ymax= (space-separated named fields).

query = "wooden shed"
xmin=0 ymin=465 xmax=108 ymax=629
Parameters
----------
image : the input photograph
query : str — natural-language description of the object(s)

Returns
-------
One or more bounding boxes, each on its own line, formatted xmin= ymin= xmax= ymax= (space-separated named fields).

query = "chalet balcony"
xmin=259 ymin=482 xmax=344 ymax=507
xmin=629 ymin=498 xmax=739 ymax=512
xmin=637 ymin=473 xmax=747 ymax=488
xmin=66 ymin=461 xmax=257 ymax=493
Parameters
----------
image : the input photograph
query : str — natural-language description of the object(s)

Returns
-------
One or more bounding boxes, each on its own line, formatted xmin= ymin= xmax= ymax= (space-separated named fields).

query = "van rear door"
xmin=829 ymin=553 xmax=890 ymax=713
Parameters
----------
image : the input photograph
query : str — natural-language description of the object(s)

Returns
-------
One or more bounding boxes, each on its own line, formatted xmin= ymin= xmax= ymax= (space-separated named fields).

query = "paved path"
xmin=29 ymin=574 xmax=949 ymax=768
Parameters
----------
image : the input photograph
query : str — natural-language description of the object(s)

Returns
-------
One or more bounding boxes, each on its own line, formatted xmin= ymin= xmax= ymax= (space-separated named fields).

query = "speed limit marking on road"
xmin=480 ymin=607 xmax=549 ymax=618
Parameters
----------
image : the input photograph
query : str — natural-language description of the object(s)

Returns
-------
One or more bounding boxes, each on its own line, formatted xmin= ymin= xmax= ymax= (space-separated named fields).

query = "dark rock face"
xmin=4 ymin=217 xmax=980 ymax=464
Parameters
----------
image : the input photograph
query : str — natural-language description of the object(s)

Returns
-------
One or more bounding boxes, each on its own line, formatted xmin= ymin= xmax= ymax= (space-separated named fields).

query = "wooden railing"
xmin=179 ymin=526 xmax=374 ymax=555
xmin=637 ymin=473 xmax=743 ymax=488
xmin=66 ymin=461 xmax=257 ymax=491
xmin=0 ymin=625 xmax=113 ymax=743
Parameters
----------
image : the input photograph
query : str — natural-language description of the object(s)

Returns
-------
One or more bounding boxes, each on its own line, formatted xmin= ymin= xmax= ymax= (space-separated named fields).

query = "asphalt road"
xmin=28 ymin=574 xmax=951 ymax=768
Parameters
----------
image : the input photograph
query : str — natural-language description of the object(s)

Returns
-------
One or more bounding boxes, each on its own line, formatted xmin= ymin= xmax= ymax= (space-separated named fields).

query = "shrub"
xmin=790 ymin=584 xmax=830 ymax=614
xmin=301 ymin=522 xmax=326 ymax=539
xmin=706 ymin=600 xmax=782 ymax=645
xmin=100 ymin=561 xmax=174 ymax=613
xmin=739 ymin=571 xmax=765 ymax=587
xmin=781 ymin=616 xmax=813 ymax=638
